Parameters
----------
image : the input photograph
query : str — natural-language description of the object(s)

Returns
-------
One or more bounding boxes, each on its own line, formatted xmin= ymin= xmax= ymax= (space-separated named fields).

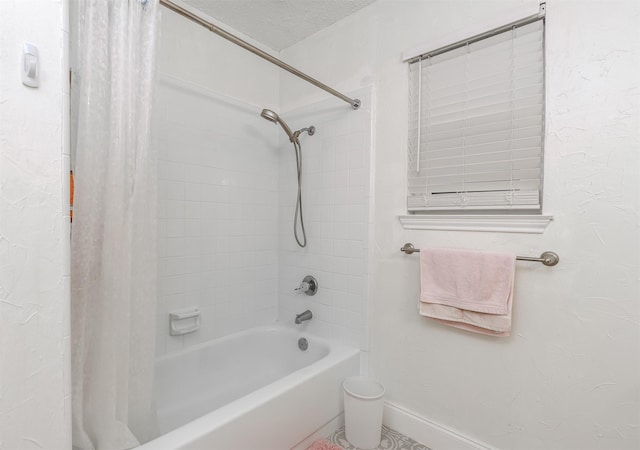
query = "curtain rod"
xmin=405 ymin=3 xmax=546 ymax=64
xmin=158 ymin=0 xmax=361 ymax=110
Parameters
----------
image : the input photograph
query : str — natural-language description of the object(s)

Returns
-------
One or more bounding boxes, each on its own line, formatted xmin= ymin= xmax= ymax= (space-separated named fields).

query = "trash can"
xmin=343 ymin=376 xmax=385 ymax=449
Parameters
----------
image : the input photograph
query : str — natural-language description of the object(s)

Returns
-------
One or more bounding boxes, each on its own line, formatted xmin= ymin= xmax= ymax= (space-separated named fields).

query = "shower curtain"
xmin=70 ymin=0 xmax=160 ymax=448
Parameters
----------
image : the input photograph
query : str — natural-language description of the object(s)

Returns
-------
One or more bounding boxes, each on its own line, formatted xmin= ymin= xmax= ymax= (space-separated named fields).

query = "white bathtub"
xmin=139 ymin=325 xmax=360 ymax=450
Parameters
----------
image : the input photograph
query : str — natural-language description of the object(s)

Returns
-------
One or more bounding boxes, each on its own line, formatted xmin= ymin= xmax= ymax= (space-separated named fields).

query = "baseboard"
xmin=383 ymin=402 xmax=492 ymax=450
xmin=290 ymin=412 xmax=344 ymax=450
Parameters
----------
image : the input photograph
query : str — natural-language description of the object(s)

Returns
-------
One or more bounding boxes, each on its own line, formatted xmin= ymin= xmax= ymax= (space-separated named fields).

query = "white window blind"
xmin=408 ymin=19 xmax=545 ymax=212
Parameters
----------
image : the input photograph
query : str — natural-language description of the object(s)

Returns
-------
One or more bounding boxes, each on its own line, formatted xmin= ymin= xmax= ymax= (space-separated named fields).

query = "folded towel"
xmin=419 ymin=294 xmax=514 ymax=336
xmin=419 ymin=248 xmax=516 ymax=336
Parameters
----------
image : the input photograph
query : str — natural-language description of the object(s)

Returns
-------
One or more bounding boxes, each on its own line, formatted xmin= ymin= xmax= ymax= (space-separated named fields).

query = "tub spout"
xmin=295 ymin=310 xmax=313 ymax=325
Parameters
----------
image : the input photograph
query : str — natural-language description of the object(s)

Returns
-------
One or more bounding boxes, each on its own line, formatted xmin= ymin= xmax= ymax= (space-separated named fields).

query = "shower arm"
xmin=293 ymin=126 xmax=315 ymax=139
xmin=159 ymin=0 xmax=361 ymax=110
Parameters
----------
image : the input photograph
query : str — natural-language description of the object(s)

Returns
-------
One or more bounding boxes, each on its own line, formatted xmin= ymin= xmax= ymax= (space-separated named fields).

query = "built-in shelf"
xmin=398 ymin=214 xmax=553 ymax=233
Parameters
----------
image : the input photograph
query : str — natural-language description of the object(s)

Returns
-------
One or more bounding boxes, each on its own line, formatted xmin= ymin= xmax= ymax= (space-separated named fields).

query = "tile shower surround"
xmin=155 ymin=80 xmax=371 ymax=355
xmin=277 ymin=89 xmax=372 ymax=351
xmin=155 ymin=79 xmax=280 ymax=355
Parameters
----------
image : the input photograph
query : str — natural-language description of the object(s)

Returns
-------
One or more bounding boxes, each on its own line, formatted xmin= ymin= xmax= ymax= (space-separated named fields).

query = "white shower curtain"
xmin=71 ymin=0 xmax=160 ymax=448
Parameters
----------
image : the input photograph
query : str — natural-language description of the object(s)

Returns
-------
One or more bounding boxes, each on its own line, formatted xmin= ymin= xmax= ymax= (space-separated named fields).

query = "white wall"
xmin=155 ymin=8 xmax=281 ymax=355
xmin=281 ymin=1 xmax=640 ymax=449
xmin=0 ymin=0 xmax=71 ymax=448
xmin=277 ymin=88 xmax=372 ymax=350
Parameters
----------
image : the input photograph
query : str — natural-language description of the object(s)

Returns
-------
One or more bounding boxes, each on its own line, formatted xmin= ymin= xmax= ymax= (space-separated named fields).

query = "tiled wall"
xmin=154 ymin=77 xmax=280 ymax=356
xmin=277 ymin=88 xmax=372 ymax=350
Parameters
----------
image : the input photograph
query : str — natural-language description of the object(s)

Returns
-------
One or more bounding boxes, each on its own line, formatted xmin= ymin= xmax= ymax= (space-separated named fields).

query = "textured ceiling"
xmin=182 ymin=0 xmax=377 ymax=51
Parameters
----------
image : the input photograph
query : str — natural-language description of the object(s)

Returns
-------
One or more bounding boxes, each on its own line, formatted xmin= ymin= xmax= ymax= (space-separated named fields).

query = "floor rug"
xmin=306 ymin=438 xmax=343 ymax=450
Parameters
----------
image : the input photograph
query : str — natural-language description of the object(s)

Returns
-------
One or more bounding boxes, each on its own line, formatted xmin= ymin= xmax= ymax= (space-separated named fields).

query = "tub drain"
xmin=298 ymin=338 xmax=308 ymax=351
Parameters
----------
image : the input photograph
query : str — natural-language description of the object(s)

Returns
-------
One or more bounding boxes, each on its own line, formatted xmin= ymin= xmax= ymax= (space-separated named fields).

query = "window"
xmin=407 ymin=18 xmax=545 ymax=213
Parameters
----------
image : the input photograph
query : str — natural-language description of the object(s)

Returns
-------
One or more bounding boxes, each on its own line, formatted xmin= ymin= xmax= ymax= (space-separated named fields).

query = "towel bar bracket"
xmin=517 ymin=251 xmax=559 ymax=266
xmin=400 ymin=243 xmax=419 ymax=255
xmin=399 ymin=243 xmax=559 ymax=267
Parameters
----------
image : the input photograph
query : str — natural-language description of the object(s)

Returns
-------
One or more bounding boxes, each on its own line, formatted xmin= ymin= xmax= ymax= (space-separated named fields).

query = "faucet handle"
xmin=294 ymin=275 xmax=318 ymax=296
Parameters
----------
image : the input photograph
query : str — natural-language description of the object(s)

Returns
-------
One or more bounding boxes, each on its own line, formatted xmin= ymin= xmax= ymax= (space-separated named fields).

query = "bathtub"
xmin=139 ymin=325 xmax=360 ymax=450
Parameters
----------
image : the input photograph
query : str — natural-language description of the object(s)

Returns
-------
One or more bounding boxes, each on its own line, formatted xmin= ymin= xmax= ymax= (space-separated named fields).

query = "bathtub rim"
xmin=140 ymin=323 xmax=360 ymax=449
xmin=154 ymin=323 xmax=331 ymax=364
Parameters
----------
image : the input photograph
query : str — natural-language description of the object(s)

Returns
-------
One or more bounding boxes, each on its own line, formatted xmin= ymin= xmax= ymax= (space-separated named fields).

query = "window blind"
xmin=407 ymin=19 xmax=544 ymax=212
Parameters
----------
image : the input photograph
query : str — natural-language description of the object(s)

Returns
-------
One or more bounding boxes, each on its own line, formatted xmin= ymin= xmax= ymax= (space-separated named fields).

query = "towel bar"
xmin=400 ymin=243 xmax=559 ymax=267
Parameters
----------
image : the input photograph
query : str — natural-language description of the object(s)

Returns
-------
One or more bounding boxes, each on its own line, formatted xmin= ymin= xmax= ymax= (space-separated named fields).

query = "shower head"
xmin=260 ymin=108 xmax=295 ymax=142
xmin=260 ymin=108 xmax=279 ymax=123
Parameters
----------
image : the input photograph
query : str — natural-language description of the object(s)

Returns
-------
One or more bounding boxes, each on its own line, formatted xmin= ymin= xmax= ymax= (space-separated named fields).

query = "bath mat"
xmin=327 ymin=425 xmax=431 ymax=450
xmin=306 ymin=439 xmax=343 ymax=450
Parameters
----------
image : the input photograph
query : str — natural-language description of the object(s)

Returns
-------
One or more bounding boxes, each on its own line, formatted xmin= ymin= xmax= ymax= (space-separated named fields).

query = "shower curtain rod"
xmin=159 ymin=0 xmax=361 ymax=110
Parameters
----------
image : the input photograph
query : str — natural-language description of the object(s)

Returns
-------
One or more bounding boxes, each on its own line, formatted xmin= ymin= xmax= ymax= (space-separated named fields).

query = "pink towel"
xmin=419 ymin=248 xmax=516 ymax=337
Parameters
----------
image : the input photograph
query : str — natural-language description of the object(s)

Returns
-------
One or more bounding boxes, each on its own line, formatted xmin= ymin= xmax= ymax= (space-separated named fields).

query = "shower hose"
xmin=293 ymin=139 xmax=306 ymax=248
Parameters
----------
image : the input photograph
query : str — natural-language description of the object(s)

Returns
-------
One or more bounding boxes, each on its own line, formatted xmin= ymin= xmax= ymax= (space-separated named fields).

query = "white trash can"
xmin=343 ymin=376 xmax=385 ymax=449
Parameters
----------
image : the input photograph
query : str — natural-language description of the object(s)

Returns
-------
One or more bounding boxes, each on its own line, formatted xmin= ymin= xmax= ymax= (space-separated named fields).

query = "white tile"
xmin=335 ymin=141 xmax=350 ymax=169
xmin=334 ymin=205 xmax=348 ymax=223
xmin=184 ymin=237 xmax=202 ymax=255
xmin=348 ymin=222 xmax=366 ymax=241
xmin=201 ymin=184 xmax=226 ymax=203
xmin=184 ymin=182 xmax=201 ymax=201
xmin=164 ymin=238 xmax=185 ymax=257
xmin=159 ymin=275 xmax=185 ymax=296
xmin=346 ymin=240 xmax=365 ymax=259
xmin=159 ymin=160 xmax=186 ymax=181
xmin=348 ymin=146 xmax=366 ymax=169
xmin=165 ymin=219 xmax=185 ymax=238
xmin=346 ymin=258 xmax=365 ymax=276
xmin=185 ymin=201 xmax=201 ymax=219
xmin=333 ymin=240 xmax=351 ymax=258
xmin=166 ymin=180 xmax=185 ymax=199
xmin=184 ymin=219 xmax=201 ymax=237
xmin=349 ymin=168 xmax=367 ymax=187
xmin=347 ymin=204 xmax=365 ymax=224
xmin=165 ymin=200 xmax=185 ymax=219
xmin=182 ymin=273 xmax=202 ymax=293
xmin=347 ymin=275 xmax=366 ymax=296
xmin=347 ymin=186 xmax=366 ymax=204
xmin=332 ymin=222 xmax=349 ymax=240
xmin=334 ymin=187 xmax=349 ymax=205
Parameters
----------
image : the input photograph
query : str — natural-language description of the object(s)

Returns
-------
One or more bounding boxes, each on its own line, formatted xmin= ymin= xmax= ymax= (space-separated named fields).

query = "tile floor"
xmin=326 ymin=425 xmax=431 ymax=450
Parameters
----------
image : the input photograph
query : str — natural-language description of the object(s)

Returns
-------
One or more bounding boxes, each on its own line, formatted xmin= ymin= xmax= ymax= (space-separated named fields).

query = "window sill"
xmin=398 ymin=214 xmax=553 ymax=233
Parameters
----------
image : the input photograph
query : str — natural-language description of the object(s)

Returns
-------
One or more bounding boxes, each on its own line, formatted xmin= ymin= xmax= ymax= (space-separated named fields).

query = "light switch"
xmin=22 ymin=42 xmax=39 ymax=88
